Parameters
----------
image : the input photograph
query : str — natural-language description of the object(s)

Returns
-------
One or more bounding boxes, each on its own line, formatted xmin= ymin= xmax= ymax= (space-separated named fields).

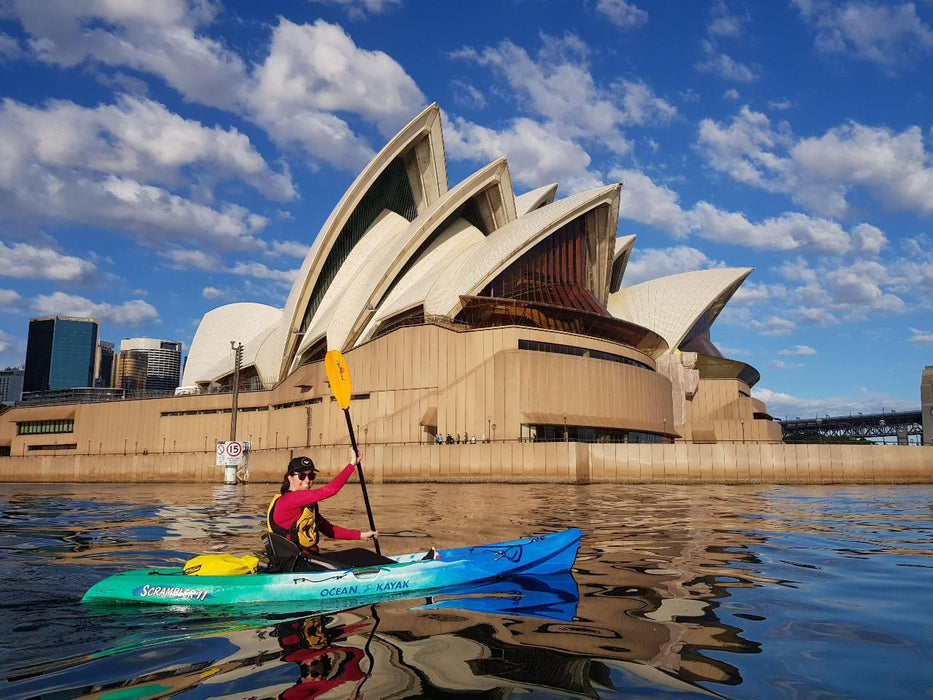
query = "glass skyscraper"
xmin=23 ymin=317 xmax=99 ymax=393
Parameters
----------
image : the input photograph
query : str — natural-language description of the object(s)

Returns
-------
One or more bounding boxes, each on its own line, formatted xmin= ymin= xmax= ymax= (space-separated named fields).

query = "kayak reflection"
xmin=274 ymin=615 xmax=369 ymax=700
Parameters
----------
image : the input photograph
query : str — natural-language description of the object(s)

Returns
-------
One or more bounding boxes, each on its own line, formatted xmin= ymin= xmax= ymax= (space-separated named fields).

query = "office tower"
xmin=117 ymin=338 xmax=182 ymax=393
xmin=23 ymin=316 xmax=99 ymax=393
xmin=96 ymin=341 xmax=115 ymax=387
xmin=0 ymin=367 xmax=24 ymax=404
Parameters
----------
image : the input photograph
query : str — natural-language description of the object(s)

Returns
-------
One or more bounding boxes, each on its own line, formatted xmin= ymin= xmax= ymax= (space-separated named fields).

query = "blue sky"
xmin=0 ymin=0 xmax=930 ymax=419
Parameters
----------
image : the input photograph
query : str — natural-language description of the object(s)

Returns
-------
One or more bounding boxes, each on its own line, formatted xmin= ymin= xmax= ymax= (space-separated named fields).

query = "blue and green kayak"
xmin=82 ymin=528 xmax=582 ymax=607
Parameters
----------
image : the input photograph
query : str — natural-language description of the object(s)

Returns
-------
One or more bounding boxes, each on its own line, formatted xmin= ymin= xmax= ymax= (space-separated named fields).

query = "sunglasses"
xmin=293 ymin=471 xmax=315 ymax=481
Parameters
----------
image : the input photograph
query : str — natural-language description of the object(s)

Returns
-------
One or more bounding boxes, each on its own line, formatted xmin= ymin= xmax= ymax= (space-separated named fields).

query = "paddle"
xmin=324 ymin=349 xmax=381 ymax=556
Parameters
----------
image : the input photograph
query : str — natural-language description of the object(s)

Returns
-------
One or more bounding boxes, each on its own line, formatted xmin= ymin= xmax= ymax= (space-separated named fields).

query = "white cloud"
xmin=229 ymin=262 xmax=298 ymax=284
xmin=268 ymin=240 xmax=309 ymax=259
xmin=595 ymin=0 xmax=648 ymax=29
xmin=13 ymin=0 xmax=247 ymax=109
xmin=908 ymin=328 xmax=933 ymax=344
xmin=201 ymin=286 xmax=228 ymax=300
xmin=0 ymin=30 xmax=21 ymax=59
xmin=0 ymin=289 xmax=23 ymax=306
xmin=0 ymin=329 xmax=16 ymax=354
xmin=698 ymin=107 xmax=933 ymax=219
xmin=753 ymin=386 xmax=915 ymax=419
xmin=310 ymin=0 xmax=402 ymax=18
xmin=249 ymin=18 xmax=424 ymax=169
xmin=623 ymin=246 xmax=725 ymax=285
xmin=0 ymin=241 xmax=98 ymax=282
xmin=453 ymin=33 xmax=675 ymax=156
xmin=160 ymin=249 xmax=221 ymax=271
xmin=778 ymin=345 xmax=817 ymax=355
xmin=444 ymin=114 xmax=598 ymax=190
xmin=0 ymin=95 xmax=295 ymax=200
xmin=613 ymin=168 xmax=879 ymax=255
xmin=31 ymin=292 xmax=159 ymax=327
xmin=695 ymin=41 xmax=757 ymax=82
xmin=750 ymin=316 xmax=796 ymax=336
xmin=768 ymin=359 xmax=804 ymax=369
xmin=794 ymin=0 xmax=933 ymax=68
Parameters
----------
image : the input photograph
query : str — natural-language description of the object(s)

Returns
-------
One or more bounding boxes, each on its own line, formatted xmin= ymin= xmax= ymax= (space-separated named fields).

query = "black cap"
xmin=287 ymin=456 xmax=317 ymax=474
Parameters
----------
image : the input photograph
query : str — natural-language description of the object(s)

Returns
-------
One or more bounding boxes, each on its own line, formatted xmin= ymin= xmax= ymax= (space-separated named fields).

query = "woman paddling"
xmin=267 ymin=451 xmax=383 ymax=570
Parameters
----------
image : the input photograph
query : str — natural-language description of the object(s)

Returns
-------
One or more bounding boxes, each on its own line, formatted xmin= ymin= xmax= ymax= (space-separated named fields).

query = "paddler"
xmin=267 ymin=450 xmax=382 ymax=570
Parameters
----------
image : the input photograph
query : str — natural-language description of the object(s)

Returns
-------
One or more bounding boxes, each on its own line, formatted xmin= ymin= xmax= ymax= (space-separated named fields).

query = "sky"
xmin=0 ymin=0 xmax=931 ymax=420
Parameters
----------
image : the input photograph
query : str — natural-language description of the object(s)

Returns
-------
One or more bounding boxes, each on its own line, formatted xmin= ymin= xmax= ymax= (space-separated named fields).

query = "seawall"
xmin=1 ymin=442 xmax=930 ymax=484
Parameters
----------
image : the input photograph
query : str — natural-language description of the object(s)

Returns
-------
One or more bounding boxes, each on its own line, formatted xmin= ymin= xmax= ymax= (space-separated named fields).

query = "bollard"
xmin=223 ymin=465 xmax=237 ymax=485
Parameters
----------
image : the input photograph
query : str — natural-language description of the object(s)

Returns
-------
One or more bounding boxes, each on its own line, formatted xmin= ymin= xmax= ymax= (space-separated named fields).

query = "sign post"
xmin=216 ymin=440 xmax=250 ymax=484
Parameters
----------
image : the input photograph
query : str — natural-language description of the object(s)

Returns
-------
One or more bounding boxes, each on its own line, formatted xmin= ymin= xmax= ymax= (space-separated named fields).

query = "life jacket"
xmin=268 ymin=494 xmax=319 ymax=553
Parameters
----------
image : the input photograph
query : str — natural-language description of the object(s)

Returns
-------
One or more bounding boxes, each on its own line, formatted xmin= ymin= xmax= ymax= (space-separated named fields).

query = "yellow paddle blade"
xmin=325 ymin=350 xmax=352 ymax=409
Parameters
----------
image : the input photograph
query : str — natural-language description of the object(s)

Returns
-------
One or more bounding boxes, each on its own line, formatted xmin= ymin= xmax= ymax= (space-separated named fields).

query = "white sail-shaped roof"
xmin=610 ymin=234 xmax=636 ymax=293
xmin=181 ymin=303 xmax=280 ymax=386
xmin=319 ymin=159 xmax=516 ymax=355
xmin=515 ymin=183 xmax=558 ymax=216
xmin=607 ymin=268 xmax=752 ymax=352
xmin=423 ymin=184 xmax=620 ymax=318
xmin=265 ymin=103 xmax=447 ymax=381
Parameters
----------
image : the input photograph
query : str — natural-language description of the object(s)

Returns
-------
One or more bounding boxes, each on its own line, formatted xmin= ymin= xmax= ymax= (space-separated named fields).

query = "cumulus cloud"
xmin=0 ymin=95 xmax=294 ymax=199
xmin=695 ymin=41 xmax=757 ymax=82
xmin=444 ymin=114 xmax=598 ymax=190
xmin=794 ymin=0 xmax=933 ymax=69
xmin=249 ymin=18 xmax=424 ymax=169
xmin=9 ymin=6 xmax=425 ymax=173
xmin=453 ymin=33 xmax=675 ymax=157
xmin=0 ymin=241 xmax=99 ymax=282
xmin=623 ymin=246 xmax=725 ymax=285
xmin=0 ymin=30 xmax=21 ymax=59
xmin=753 ymin=386 xmax=915 ymax=419
xmin=697 ymin=107 xmax=933 ymax=219
xmin=31 ymin=292 xmax=159 ymax=327
xmin=268 ymin=240 xmax=309 ymax=259
xmin=595 ymin=0 xmax=648 ymax=29
xmin=768 ymin=359 xmax=804 ymax=369
xmin=749 ymin=316 xmax=796 ymax=336
xmin=0 ymin=289 xmax=23 ymax=306
xmin=613 ymin=167 xmax=882 ymax=255
xmin=0 ymin=329 xmax=18 ymax=355
xmin=779 ymin=345 xmax=817 ymax=355
xmin=908 ymin=328 xmax=933 ymax=344
xmin=310 ymin=0 xmax=403 ymax=19
xmin=13 ymin=0 xmax=247 ymax=109
xmin=201 ymin=286 xmax=229 ymax=300
xmin=229 ymin=262 xmax=299 ymax=285
xmin=159 ymin=249 xmax=221 ymax=271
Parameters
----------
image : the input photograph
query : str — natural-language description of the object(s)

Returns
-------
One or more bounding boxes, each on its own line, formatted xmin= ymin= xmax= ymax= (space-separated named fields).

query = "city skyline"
xmin=0 ymin=1 xmax=931 ymax=418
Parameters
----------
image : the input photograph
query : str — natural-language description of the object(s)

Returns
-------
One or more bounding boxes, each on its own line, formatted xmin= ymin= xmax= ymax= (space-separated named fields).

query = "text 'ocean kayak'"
xmin=82 ymin=528 xmax=582 ymax=607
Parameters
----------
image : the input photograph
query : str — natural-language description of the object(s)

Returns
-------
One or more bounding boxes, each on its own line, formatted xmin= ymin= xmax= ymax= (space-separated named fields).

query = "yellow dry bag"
xmin=183 ymin=553 xmax=259 ymax=576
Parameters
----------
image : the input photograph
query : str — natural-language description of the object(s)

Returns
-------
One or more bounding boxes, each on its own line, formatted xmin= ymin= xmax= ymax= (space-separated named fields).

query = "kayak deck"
xmin=82 ymin=528 xmax=582 ymax=607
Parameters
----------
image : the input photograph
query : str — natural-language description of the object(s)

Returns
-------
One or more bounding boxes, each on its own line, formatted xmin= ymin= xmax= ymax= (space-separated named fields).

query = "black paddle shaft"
xmin=342 ymin=408 xmax=381 ymax=556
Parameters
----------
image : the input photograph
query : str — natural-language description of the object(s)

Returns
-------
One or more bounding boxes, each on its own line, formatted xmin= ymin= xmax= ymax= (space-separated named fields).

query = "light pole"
xmin=491 ymin=423 xmax=497 ymax=442
xmin=741 ymin=418 xmax=746 ymax=443
xmin=563 ymin=413 xmax=568 ymax=442
xmin=229 ymin=341 xmax=243 ymax=442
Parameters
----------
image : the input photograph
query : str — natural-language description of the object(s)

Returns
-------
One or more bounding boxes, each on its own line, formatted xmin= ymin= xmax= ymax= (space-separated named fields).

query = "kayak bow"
xmin=82 ymin=528 xmax=582 ymax=607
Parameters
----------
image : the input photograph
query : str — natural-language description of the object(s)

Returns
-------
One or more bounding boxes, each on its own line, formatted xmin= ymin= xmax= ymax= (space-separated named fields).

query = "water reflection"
xmin=1 ymin=482 xmax=931 ymax=698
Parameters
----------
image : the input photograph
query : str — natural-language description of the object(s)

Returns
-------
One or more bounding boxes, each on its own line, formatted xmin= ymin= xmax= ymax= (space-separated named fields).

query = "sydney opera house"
xmin=0 ymin=103 xmax=792 ymax=482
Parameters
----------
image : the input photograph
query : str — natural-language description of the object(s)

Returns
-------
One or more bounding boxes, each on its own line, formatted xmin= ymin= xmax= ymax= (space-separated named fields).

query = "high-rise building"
xmin=116 ymin=338 xmax=182 ymax=394
xmin=23 ymin=316 xmax=99 ymax=393
xmin=0 ymin=367 xmax=24 ymax=404
xmin=96 ymin=341 xmax=115 ymax=387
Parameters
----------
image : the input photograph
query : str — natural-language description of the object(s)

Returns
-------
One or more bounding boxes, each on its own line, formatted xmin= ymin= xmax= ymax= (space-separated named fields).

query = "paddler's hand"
xmin=349 ymin=448 xmax=362 ymax=466
xmin=360 ymin=530 xmax=378 ymax=540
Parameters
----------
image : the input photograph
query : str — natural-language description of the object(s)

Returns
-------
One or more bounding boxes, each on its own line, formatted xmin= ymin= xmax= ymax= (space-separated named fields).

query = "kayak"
xmin=82 ymin=528 xmax=582 ymax=607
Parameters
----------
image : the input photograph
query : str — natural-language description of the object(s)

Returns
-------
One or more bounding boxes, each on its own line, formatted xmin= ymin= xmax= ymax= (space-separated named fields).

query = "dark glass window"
xmin=17 ymin=419 xmax=75 ymax=435
xmin=518 ymin=339 xmax=653 ymax=371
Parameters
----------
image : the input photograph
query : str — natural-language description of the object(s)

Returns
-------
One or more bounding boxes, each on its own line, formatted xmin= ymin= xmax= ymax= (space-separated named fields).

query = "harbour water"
xmin=1 ymin=481 xmax=931 ymax=698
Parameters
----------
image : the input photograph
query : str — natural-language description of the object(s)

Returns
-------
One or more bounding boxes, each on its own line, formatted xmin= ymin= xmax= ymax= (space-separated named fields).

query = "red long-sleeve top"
xmin=272 ymin=463 xmax=361 ymax=544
